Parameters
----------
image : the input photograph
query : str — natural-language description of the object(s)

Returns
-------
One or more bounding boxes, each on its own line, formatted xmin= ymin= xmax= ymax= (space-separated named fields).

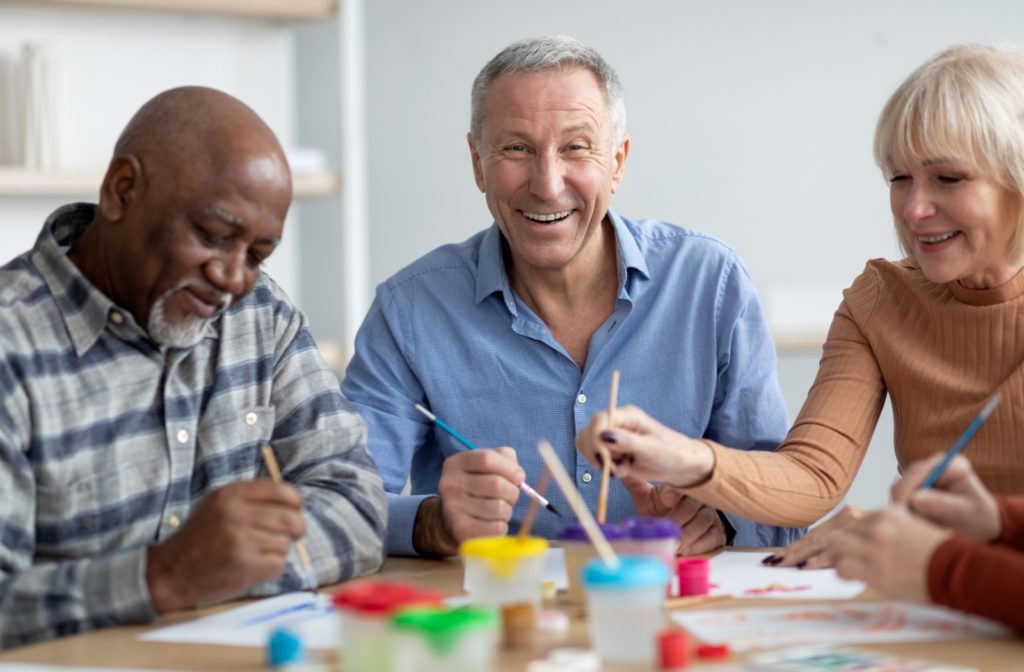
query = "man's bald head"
xmin=74 ymin=86 xmax=294 ymax=346
xmin=113 ymin=86 xmax=290 ymax=194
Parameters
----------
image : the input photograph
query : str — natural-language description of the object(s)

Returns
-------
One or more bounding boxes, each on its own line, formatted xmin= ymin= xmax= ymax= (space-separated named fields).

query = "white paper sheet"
xmin=672 ymin=601 xmax=1009 ymax=652
xmin=707 ymin=551 xmax=865 ymax=600
xmin=462 ymin=547 xmax=568 ymax=592
xmin=139 ymin=592 xmax=338 ymax=649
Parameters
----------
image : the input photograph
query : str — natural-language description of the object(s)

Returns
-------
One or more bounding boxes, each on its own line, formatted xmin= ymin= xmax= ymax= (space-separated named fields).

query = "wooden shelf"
xmin=0 ymin=167 xmax=341 ymax=199
xmin=7 ymin=0 xmax=337 ymax=19
xmin=774 ymin=333 xmax=826 ymax=353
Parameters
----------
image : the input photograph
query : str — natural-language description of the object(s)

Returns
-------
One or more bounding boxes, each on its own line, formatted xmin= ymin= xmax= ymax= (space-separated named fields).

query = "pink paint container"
xmin=676 ymin=557 xmax=709 ymax=597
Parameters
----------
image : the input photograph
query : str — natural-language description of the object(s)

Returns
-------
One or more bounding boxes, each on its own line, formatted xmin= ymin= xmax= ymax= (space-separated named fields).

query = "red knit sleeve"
xmin=995 ymin=496 xmax=1024 ymax=548
xmin=928 ymin=536 xmax=1024 ymax=632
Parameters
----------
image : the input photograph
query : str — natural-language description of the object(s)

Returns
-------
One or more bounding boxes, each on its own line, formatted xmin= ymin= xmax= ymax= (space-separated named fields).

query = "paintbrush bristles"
xmin=597 ymin=370 xmax=619 ymax=524
xmin=537 ymin=440 xmax=619 ymax=568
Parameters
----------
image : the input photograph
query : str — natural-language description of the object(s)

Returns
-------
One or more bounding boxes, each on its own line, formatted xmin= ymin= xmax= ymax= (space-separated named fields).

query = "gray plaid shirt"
xmin=0 ymin=204 xmax=386 ymax=649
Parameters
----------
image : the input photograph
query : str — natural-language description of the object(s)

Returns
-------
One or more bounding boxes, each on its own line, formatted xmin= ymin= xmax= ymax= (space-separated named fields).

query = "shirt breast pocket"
xmin=194 ymin=405 xmax=276 ymax=492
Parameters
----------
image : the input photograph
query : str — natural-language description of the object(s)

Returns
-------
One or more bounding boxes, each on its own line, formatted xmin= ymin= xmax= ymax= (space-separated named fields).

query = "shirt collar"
xmin=473 ymin=207 xmax=650 ymax=308
xmin=30 ymin=203 xmax=218 ymax=356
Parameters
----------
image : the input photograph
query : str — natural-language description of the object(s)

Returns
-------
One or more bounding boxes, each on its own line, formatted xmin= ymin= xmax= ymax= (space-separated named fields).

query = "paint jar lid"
xmin=557 ymin=521 xmax=626 ymax=542
xmin=392 ymin=606 xmax=498 ymax=655
xmin=460 ymin=535 xmax=548 ymax=560
xmin=625 ymin=517 xmax=679 ymax=540
xmin=332 ymin=581 xmax=443 ymax=615
xmin=581 ymin=555 xmax=670 ymax=588
xmin=266 ymin=627 xmax=305 ymax=667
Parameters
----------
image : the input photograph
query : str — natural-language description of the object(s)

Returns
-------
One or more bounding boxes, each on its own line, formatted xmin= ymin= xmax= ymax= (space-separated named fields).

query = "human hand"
xmin=146 ymin=480 xmax=306 ymax=613
xmin=891 ymin=454 xmax=1001 ymax=543
xmin=575 ymin=405 xmax=714 ymax=487
xmin=413 ymin=447 xmax=523 ymax=557
xmin=832 ymin=505 xmax=953 ymax=601
xmin=621 ymin=476 xmax=726 ymax=555
xmin=763 ymin=505 xmax=865 ymax=569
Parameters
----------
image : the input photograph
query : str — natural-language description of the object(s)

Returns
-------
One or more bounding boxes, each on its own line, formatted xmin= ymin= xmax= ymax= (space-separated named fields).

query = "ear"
xmin=610 ymin=134 xmax=630 ymax=193
xmin=98 ymin=154 xmax=144 ymax=223
xmin=468 ymin=132 xmax=485 ymax=193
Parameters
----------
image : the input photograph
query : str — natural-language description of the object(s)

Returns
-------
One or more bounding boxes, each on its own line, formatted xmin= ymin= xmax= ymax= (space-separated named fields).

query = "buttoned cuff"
xmin=94 ymin=546 xmax=158 ymax=624
xmin=387 ymin=492 xmax=433 ymax=556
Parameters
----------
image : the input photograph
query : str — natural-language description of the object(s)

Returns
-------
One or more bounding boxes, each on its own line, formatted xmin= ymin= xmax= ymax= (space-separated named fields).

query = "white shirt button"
xmin=176 ymin=429 xmax=189 ymax=444
xmin=577 ymin=393 xmax=587 ymax=404
xmin=581 ymin=472 xmax=592 ymax=483
xmin=110 ymin=312 xmax=124 ymax=325
xmin=167 ymin=514 xmax=181 ymax=529
xmin=244 ymin=412 xmax=258 ymax=426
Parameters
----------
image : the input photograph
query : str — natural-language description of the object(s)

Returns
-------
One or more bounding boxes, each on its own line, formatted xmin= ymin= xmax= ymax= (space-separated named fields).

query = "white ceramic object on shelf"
xmin=19 ymin=42 xmax=58 ymax=170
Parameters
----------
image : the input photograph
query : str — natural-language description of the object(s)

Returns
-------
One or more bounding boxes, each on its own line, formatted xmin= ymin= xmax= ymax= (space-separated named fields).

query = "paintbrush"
xmin=414 ymin=403 xmax=564 ymax=518
xmin=261 ymin=444 xmax=319 ymax=594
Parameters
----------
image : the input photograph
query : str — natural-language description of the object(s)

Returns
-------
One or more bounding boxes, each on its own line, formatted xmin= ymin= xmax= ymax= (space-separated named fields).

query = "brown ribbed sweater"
xmin=687 ymin=258 xmax=1024 ymax=527
xmin=929 ymin=495 xmax=1024 ymax=632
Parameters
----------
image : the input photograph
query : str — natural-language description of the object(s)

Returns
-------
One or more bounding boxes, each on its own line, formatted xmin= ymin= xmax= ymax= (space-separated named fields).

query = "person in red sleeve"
xmin=831 ymin=453 xmax=1024 ymax=632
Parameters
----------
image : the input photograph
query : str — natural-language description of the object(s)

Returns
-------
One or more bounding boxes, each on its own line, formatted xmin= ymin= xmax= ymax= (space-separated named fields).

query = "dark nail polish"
xmin=761 ymin=554 xmax=778 ymax=565
xmin=795 ymin=560 xmax=807 ymax=569
xmin=600 ymin=431 xmax=617 ymax=444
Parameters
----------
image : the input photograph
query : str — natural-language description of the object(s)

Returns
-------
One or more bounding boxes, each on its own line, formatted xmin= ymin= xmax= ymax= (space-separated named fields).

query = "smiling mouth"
xmin=522 ymin=210 xmax=572 ymax=223
xmin=918 ymin=231 xmax=960 ymax=244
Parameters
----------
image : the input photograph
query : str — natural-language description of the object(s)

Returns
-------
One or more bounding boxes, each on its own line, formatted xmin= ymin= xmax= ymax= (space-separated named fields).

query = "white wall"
xmin=358 ymin=0 xmax=1024 ymax=516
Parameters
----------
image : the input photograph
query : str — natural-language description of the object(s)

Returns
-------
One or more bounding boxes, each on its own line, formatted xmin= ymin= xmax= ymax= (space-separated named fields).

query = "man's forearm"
xmin=412 ymin=496 xmax=460 ymax=557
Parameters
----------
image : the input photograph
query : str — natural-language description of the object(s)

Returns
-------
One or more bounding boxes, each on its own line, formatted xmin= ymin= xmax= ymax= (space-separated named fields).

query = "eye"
xmin=247 ymin=251 xmax=265 ymax=268
xmin=937 ymin=174 xmax=966 ymax=185
xmin=888 ymin=174 xmax=910 ymax=184
xmin=195 ymin=224 xmax=226 ymax=246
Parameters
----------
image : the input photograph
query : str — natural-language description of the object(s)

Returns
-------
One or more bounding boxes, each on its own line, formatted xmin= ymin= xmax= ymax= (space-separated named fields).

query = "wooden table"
xmin=0 ymin=555 xmax=1020 ymax=670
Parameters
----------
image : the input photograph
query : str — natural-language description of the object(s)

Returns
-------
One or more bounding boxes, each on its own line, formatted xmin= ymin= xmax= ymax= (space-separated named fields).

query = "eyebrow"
xmin=922 ymin=156 xmax=961 ymax=167
xmin=205 ymin=205 xmax=281 ymax=246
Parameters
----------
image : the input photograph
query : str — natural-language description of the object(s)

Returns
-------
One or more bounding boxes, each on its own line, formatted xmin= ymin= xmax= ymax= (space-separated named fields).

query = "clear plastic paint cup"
xmin=391 ymin=606 xmax=499 ymax=672
xmin=460 ymin=536 xmax=549 ymax=608
xmin=557 ymin=521 xmax=626 ymax=610
xmin=582 ymin=556 xmax=671 ymax=663
xmin=676 ymin=557 xmax=710 ymax=597
xmin=332 ymin=581 xmax=443 ymax=672
xmin=625 ymin=517 xmax=679 ymax=593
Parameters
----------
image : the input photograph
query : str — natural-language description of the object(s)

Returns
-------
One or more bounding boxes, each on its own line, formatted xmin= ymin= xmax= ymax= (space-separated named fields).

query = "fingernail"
xmin=795 ymin=561 xmax=807 ymax=569
xmin=600 ymin=431 xmax=617 ymax=444
xmin=761 ymin=554 xmax=778 ymax=565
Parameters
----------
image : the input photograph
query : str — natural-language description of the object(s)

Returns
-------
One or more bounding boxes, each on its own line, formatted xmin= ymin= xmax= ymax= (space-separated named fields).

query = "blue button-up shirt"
xmin=343 ymin=210 xmax=803 ymax=555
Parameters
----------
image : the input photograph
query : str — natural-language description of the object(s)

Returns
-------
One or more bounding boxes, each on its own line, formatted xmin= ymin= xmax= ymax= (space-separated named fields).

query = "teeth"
xmin=523 ymin=210 xmax=572 ymax=223
xmin=919 ymin=231 xmax=958 ymax=244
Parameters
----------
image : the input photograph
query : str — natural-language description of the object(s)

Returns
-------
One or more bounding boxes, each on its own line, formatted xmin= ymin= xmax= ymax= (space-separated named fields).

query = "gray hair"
xmin=875 ymin=44 xmax=1024 ymax=259
xmin=470 ymin=35 xmax=626 ymax=149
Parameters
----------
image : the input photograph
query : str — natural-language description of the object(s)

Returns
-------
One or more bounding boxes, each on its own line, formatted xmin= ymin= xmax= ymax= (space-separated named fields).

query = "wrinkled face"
xmin=114 ymin=150 xmax=291 ymax=347
xmin=469 ymin=68 xmax=628 ymax=277
xmin=889 ymin=154 xmax=1021 ymax=289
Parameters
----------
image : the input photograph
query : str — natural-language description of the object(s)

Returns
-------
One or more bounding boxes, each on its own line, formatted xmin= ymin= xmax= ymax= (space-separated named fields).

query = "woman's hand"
xmin=762 ymin=505 xmax=865 ymax=569
xmin=891 ymin=454 xmax=1001 ymax=543
xmin=574 ymin=404 xmax=715 ymax=487
xmin=831 ymin=505 xmax=952 ymax=601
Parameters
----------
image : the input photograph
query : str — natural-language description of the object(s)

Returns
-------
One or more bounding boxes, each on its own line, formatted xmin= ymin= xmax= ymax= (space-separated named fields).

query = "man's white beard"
xmin=147 ymin=281 xmax=231 ymax=348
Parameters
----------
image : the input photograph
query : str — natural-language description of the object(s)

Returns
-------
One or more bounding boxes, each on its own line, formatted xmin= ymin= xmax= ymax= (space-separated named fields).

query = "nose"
xmin=900 ymin=182 xmax=937 ymax=224
xmin=529 ymin=150 xmax=565 ymax=201
xmin=205 ymin=247 xmax=248 ymax=298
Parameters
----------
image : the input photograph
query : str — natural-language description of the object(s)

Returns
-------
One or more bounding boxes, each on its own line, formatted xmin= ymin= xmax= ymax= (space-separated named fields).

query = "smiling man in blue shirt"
xmin=343 ymin=35 xmax=802 ymax=557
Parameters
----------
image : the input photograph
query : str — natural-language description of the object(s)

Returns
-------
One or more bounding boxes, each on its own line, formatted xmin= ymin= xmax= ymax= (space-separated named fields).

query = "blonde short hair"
xmin=874 ymin=44 xmax=1024 ymax=258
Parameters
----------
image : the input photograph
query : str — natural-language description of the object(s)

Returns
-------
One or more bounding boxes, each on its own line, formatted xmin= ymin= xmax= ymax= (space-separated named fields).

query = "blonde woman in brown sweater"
xmin=576 ymin=44 xmax=1024 ymax=566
